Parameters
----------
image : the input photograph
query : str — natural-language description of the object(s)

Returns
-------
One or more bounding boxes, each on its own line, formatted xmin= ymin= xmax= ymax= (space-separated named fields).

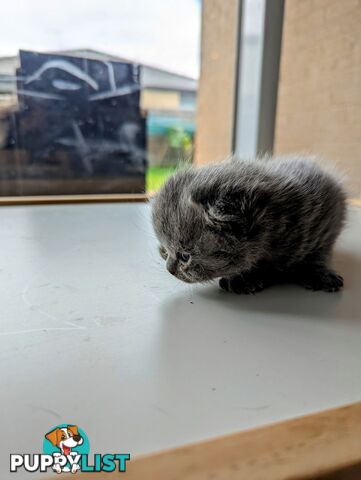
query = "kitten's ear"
xmin=190 ymin=186 xmax=237 ymax=224
xmin=190 ymin=183 xmax=271 ymax=240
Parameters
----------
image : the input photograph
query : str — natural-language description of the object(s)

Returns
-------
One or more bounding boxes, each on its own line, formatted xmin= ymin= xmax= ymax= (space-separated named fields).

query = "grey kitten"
xmin=151 ymin=155 xmax=346 ymax=294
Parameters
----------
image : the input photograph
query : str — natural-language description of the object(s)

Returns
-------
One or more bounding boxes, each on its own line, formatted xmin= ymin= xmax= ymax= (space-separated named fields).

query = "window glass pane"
xmin=0 ymin=0 xmax=201 ymax=195
xmin=234 ymin=0 xmax=265 ymax=158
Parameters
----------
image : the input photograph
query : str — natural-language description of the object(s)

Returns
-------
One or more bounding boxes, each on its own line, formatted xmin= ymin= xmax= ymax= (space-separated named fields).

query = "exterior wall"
xmin=141 ymin=89 xmax=180 ymax=111
xmin=0 ymin=57 xmax=19 ymax=76
xmin=275 ymin=0 xmax=361 ymax=197
xmin=195 ymin=0 xmax=240 ymax=165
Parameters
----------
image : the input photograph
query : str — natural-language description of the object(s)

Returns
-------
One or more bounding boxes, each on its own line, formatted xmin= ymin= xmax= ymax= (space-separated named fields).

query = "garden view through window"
xmin=0 ymin=0 xmax=201 ymax=195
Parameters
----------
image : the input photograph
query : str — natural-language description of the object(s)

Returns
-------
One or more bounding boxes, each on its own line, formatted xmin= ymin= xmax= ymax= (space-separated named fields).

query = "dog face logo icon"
xmin=45 ymin=425 xmax=83 ymax=456
xmin=44 ymin=424 xmax=89 ymax=474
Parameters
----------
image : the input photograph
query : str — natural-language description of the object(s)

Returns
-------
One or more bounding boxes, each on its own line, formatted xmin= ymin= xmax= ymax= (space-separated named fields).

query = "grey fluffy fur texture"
xmin=151 ymin=155 xmax=347 ymax=293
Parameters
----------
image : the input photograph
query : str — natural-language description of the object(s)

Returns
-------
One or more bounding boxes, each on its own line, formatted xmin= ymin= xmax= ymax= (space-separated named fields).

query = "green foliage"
xmin=146 ymin=166 xmax=177 ymax=192
xmin=166 ymin=128 xmax=193 ymax=152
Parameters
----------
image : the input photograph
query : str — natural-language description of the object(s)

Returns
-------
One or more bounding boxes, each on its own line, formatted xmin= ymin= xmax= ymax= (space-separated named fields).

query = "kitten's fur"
xmin=152 ymin=155 xmax=347 ymax=293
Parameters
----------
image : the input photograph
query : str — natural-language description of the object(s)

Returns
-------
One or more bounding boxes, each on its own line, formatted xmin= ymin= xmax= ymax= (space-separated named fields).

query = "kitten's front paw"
xmin=299 ymin=268 xmax=344 ymax=292
xmin=219 ymin=275 xmax=265 ymax=295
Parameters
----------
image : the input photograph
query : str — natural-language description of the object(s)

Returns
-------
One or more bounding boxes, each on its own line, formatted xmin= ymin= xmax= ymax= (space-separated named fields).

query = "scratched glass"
xmin=0 ymin=0 xmax=200 ymax=195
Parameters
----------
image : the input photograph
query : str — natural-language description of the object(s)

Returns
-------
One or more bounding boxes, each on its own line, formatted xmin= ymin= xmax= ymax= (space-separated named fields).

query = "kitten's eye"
xmin=178 ymin=252 xmax=191 ymax=263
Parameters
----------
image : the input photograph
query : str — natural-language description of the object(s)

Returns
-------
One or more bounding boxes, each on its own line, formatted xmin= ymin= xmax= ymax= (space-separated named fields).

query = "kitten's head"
xmin=151 ymin=168 xmax=269 ymax=283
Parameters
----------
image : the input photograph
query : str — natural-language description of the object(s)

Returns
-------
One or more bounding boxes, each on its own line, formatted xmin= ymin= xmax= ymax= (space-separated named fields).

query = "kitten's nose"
xmin=166 ymin=258 xmax=177 ymax=276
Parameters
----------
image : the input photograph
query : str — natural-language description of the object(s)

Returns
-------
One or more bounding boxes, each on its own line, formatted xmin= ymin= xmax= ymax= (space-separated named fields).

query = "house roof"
xmin=0 ymin=48 xmax=198 ymax=94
